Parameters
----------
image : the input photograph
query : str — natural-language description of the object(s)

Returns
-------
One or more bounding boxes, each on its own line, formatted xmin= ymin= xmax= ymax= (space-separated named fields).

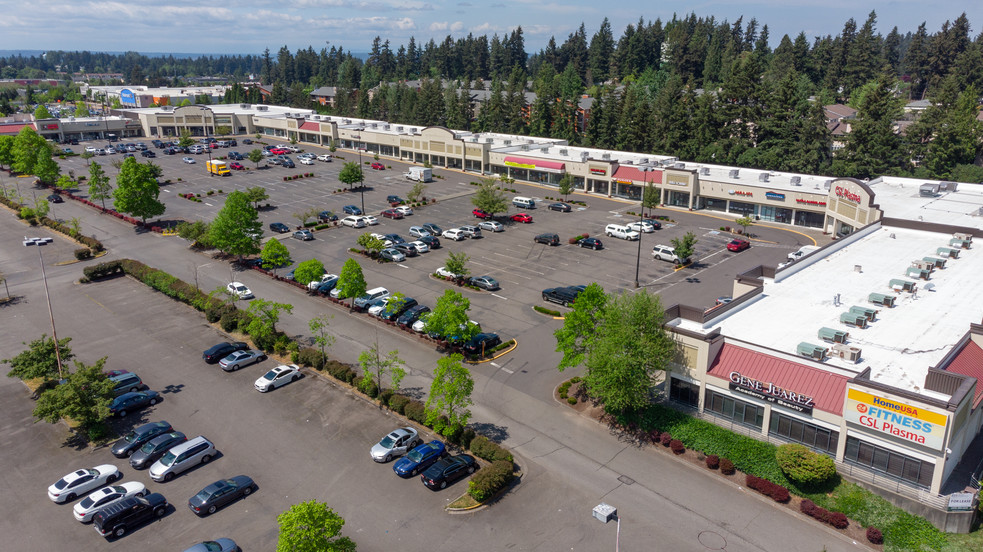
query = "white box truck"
xmin=404 ymin=166 xmax=432 ymax=182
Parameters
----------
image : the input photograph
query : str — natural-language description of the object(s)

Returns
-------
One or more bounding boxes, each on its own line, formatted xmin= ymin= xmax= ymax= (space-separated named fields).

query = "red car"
xmin=472 ymin=209 xmax=491 ymax=219
xmin=371 ymin=162 xmax=385 ymax=170
xmin=229 ymin=162 xmax=244 ymax=170
xmin=511 ymin=213 xmax=533 ymax=223
xmin=381 ymin=209 xmax=404 ymax=219
xmin=727 ymin=239 xmax=750 ymax=252
xmin=270 ymin=147 xmax=290 ymax=155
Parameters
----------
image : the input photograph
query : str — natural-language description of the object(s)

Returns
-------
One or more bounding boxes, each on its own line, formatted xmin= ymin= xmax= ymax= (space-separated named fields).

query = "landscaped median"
xmin=556 ymin=375 xmax=952 ymax=551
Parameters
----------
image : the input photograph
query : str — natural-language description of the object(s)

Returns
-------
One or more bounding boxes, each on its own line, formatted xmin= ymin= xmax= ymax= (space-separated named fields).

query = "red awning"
xmin=944 ymin=341 xmax=983 ymax=408
xmin=0 ymin=123 xmax=35 ymax=136
xmin=504 ymin=156 xmax=565 ymax=171
xmin=706 ymin=344 xmax=850 ymax=415
xmin=300 ymin=121 xmax=320 ymax=131
xmin=612 ymin=166 xmax=662 ymax=184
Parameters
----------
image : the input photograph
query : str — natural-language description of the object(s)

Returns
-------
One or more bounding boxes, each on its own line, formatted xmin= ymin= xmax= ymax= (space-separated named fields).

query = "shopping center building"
xmin=100 ymin=104 xmax=983 ymax=525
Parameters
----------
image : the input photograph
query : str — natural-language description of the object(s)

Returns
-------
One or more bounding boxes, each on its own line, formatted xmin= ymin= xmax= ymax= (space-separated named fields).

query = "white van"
xmin=605 ymin=224 xmax=640 ymax=241
xmin=149 ymin=436 xmax=216 ymax=482
xmin=512 ymin=196 xmax=536 ymax=209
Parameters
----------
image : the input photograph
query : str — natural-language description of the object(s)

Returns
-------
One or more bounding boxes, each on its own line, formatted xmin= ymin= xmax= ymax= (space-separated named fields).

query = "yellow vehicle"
xmin=206 ymin=160 xmax=231 ymax=176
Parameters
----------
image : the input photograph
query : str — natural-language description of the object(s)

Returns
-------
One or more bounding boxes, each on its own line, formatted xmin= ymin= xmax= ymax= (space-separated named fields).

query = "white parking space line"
xmin=204 ymin=202 xmax=214 ymax=206
xmin=490 ymin=293 xmax=507 ymax=300
xmin=397 ymin=264 xmax=410 ymax=268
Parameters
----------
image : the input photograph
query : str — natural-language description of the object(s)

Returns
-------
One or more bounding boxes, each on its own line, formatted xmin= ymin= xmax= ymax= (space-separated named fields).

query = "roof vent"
xmin=824 ymin=179 xmax=833 ymax=190
xmin=673 ymin=162 xmax=685 ymax=169
xmin=728 ymin=169 xmax=740 ymax=179
xmin=559 ymin=148 xmax=568 ymax=155
xmin=758 ymin=173 xmax=770 ymax=182
xmin=831 ymin=343 xmax=862 ymax=363
xmin=790 ymin=176 xmax=801 ymax=186
xmin=700 ymin=167 xmax=710 ymax=176
xmin=940 ymin=181 xmax=958 ymax=192
xmin=602 ymin=153 xmax=611 ymax=160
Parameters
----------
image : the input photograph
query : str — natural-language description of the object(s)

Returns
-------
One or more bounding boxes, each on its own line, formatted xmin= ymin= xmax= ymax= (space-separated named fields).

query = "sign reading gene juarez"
xmin=728 ymin=371 xmax=814 ymax=414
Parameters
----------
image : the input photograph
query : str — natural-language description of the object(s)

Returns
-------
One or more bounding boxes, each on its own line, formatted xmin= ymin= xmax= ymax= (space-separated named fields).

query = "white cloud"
xmin=450 ymin=21 xmax=464 ymax=32
xmin=429 ymin=21 xmax=449 ymax=31
xmin=393 ymin=18 xmax=416 ymax=30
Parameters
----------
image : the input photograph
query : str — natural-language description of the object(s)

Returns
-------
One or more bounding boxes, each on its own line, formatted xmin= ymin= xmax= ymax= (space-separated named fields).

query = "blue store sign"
xmin=765 ymin=191 xmax=785 ymax=201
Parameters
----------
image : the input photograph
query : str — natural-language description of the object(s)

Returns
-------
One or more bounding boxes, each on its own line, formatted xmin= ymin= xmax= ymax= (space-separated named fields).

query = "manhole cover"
xmin=698 ymin=531 xmax=726 ymax=550
xmin=617 ymin=475 xmax=635 ymax=485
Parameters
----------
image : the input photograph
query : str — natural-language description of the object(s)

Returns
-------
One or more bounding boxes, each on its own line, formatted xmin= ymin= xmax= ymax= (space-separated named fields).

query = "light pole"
xmin=634 ymin=168 xmax=653 ymax=288
xmin=23 ymin=237 xmax=63 ymax=379
xmin=355 ymin=128 xmax=365 ymax=213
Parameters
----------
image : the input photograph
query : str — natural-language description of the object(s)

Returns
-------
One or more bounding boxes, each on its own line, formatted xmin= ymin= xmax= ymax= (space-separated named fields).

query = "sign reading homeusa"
xmin=845 ymin=388 xmax=948 ymax=451
xmin=728 ymin=371 xmax=815 ymax=415
xmin=765 ymin=191 xmax=785 ymax=201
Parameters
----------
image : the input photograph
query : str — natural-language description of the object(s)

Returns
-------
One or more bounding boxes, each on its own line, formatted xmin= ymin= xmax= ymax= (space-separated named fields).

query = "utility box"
xmin=592 ymin=503 xmax=617 ymax=523
xmin=868 ymin=292 xmax=896 ymax=307
xmin=818 ymin=327 xmax=849 ymax=343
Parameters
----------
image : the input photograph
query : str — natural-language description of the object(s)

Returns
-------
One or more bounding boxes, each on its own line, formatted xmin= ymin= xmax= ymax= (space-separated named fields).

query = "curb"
xmin=467 ymin=339 xmax=517 ymax=364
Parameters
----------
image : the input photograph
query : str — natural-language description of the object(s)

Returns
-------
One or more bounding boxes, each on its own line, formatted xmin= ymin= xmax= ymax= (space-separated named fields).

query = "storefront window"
xmin=728 ymin=201 xmax=756 ymax=216
xmin=669 ymin=378 xmax=700 ymax=407
xmin=758 ymin=206 xmax=793 ymax=224
xmin=573 ymin=176 xmax=585 ymax=190
xmin=667 ymin=191 xmax=690 ymax=208
xmin=699 ymin=197 xmax=727 ymax=212
xmin=591 ymin=179 xmax=609 ymax=195
xmin=705 ymin=390 xmax=764 ymax=428
xmin=795 ymin=210 xmax=824 ymax=229
xmin=844 ymin=436 xmax=934 ymax=488
xmin=769 ymin=412 xmax=838 ymax=453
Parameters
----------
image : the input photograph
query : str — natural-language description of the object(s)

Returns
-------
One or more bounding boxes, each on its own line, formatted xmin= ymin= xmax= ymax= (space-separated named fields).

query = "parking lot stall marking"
xmin=490 ymin=293 xmax=507 ymax=300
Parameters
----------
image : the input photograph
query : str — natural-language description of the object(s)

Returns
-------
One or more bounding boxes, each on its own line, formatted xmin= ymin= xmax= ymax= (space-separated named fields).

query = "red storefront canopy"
xmin=300 ymin=122 xmax=320 ymax=131
xmin=611 ymin=166 xmax=663 ymax=184
xmin=504 ymin=156 xmax=565 ymax=172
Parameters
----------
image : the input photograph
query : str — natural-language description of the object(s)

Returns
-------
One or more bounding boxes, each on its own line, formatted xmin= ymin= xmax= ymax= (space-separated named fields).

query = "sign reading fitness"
xmin=728 ymin=371 xmax=815 ymax=415
xmin=845 ymin=388 xmax=948 ymax=451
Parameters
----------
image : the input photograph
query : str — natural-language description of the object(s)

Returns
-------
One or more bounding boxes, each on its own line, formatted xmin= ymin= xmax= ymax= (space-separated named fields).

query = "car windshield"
xmin=194 ymin=488 xmax=214 ymax=502
xmin=407 ymin=449 xmax=424 ymax=462
xmin=235 ymin=285 xmax=247 ymax=292
xmin=123 ymin=430 xmax=139 ymax=443
xmin=379 ymin=436 xmax=396 ymax=448
xmin=140 ymin=439 xmax=160 ymax=452
xmin=263 ymin=369 xmax=278 ymax=380
xmin=159 ymin=451 xmax=176 ymax=466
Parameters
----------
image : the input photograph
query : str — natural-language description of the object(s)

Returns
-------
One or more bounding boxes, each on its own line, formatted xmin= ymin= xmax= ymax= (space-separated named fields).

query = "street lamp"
xmin=23 ymin=237 xmax=63 ymax=379
xmin=634 ymin=168 xmax=654 ymax=288
xmin=355 ymin=128 xmax=365 ymax=213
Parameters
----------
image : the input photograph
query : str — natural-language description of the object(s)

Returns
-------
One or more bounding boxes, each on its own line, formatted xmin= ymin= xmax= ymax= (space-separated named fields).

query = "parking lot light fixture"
xmin=23 ymin=237 xmax=63 ymax=378
xmin=635 ymin=169 xmax=654 ymax=288
xmin=356 ymin=128 xmax=365 ymax=212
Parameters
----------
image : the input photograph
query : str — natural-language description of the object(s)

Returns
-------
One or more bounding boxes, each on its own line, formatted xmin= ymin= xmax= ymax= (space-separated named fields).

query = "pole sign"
xmin=728 ymin=371 xmax=815 ymax=414
xmin=844 ymin=388 xmax=948 ymax=450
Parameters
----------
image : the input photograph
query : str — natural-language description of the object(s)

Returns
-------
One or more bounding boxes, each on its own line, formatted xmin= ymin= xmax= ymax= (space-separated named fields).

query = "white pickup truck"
xmin=787 ymin=245 xmax=820 ymax=262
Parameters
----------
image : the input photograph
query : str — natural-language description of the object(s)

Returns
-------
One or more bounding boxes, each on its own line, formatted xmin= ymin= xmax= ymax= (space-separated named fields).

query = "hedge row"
xmin=800 ymin=499 xmax=849 ymax=529
xmin=745 ymin=474 xmax=791 ymax=503
xmin=468 ymin=460 xmax=514 ymax=502
xmin=469 ymin=435 xmax=513 ymax=463
xmin=0 ymin=194 xmax=105 ymax=252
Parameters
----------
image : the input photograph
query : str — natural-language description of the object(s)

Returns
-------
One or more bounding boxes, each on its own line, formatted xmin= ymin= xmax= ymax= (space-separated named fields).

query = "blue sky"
xmin=2 ymin=1 xmax=981 ymax=55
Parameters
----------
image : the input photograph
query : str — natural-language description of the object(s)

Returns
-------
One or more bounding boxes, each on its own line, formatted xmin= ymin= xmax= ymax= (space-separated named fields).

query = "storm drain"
xmin=617 ymin=475 xmax=635 ymax=485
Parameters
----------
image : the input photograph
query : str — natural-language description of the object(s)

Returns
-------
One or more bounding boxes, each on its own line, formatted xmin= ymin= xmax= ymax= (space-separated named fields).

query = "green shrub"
xmin=558 ymin=381 xmax=571 ymax=398
xmin=205 ymin=303 xmax=235 ymax=323
xmin=775 ymin=444 xmax=837 ymax=486
xmin=219 ymin=311 xmax=238 ymax=332
xmin=378 ymin=388 xmax=393 ymax=406
xmin=567 ymin=396 xmax=578 ymax=405
xmin=459 ymin=427 xmax=476 ymax=450
xmin=359 ymin=376 xmax=379 ymax=398
xmin=82 ymin=260 xmax=124 ymax=280
xmin=296 ymin=347 xmax=326 ymax=370
xmin=388 ymin=394 xmax=411 ymax=414
xmin=403 ymin=400 xmax=427 ymax=423
xmin=85 ymin=421 xmax=110 ymax=442
xmin=74 ymin=248 xmax=92 ymax=260
xmin=469 ymin=435 xmax=513 ymax=463
xmin=533 ymin=305 xmax=562 ymax=317
xmin=468 ymin=460 xmax=514 ymax=502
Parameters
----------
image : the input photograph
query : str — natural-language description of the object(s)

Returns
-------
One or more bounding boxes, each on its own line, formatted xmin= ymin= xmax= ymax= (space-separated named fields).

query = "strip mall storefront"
xmin=669 ymin=343 xmax=952 ymax=494
xmin=492 ymin=156 xmax=566 ymax=186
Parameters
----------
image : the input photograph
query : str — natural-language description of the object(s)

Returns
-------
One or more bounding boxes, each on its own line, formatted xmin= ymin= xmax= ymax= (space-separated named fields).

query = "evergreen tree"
xmin=587 ymin=18 xmax=615 ymax=84
xmin=838 ymin=75 xmax=905 ymax=178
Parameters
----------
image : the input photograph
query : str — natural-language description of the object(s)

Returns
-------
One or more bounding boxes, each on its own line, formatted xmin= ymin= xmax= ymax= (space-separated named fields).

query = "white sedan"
xmin=48 ymin=465 xmax=121 ymax=503
xmin=367 ymin=297 xmax=391 ymax=317
xmin=627 ymin=221 xmax=656 ymax=233
xmin=478 ymin=220 xmax=504 ymax=232
xmin=307 ymin=273 xmax=339 ymax=291
xmin=317 ymin=154 xmax=333 ymax=162
xmin=341 ymin=216 xmax=366 ymax=228
xmin=227 ymin=281 xmax=254 ymax=300
xmin=254 ymin=364 xmax=302 ymax=392
xmin=395 ymin=206 xmax=413 ymax=216
xmin=435 ymin=266 xmax=461 ymax=279
xmin=408 ymin=240 xmax=430 ymax=253
xmin=182 ymin=156 xmax=196 ymax=164
xmin=73 ymin=482 xmax=147 ymax=522
xmin=412 ymin=312 xmax=432 ymax=333
xmin=300 ymin=157 xmax=315 ymax=165
xmin=362 ymin=215 xmax=379 ymax=226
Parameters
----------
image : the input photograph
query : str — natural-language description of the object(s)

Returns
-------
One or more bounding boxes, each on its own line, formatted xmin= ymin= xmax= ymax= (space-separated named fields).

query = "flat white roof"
xmin=867 ymin=176 xmax=983 ymax=230
xmin=700 ymin=225 xmax=982 ymax=394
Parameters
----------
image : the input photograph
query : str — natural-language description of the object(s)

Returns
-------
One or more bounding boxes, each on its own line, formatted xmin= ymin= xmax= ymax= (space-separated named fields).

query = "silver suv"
xmin=149 ymin=436 xmax=215 ymax=482
xmin=652 ymin=244 xmax=688 ymax=264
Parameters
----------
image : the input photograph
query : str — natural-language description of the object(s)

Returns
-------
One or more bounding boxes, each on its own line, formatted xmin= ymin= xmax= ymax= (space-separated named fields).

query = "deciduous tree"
xmin=245 ymin=299 xmax=294 ymax=342
xmin=336 ymin=258 xmax=366 ymax=311
xmin=112 ymin=157 xmax=165 ymax=223
xmin=338 ymin=162 xmax=363 ymax=190
xmin=308 ymin=314 xmax=335 ymax=360
xmin=276 ymin=500 xmax=356 ymax=552
xmin=244 ymin=186 xmax=269 ymax=209
xmin=424 ymin=289 xmax=476 ymax=343
xmin=294 ymin=258 xmax=326 ymax=286
xmin=443 ymin=252 xmax=470 ymax=281
xmin=671 ymin=232 xmax=698 ymax=263
xmin=261 ymin=238 xmax=292 ymax=276
xmin=4 ymin=335 xmax=74 ymax=381
xmin=425 ymin=353 xmax=474 ymax=435
xmin=470 ymin=177 xmax=509 ymax=216
xmin=358 ymin=340 xmax=406 ymax=396
xmin=248 ymin=149 xmax=265 ymax=169
xmin=208 ymin=190 xmax=262 ymax=261
xmin=33 ymin=357 xmax=114 ymax=428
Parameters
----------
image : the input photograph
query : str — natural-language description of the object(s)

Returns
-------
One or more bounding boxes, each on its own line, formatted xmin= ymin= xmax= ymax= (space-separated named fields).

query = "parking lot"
xmin=2 ymin=152 xmax=857 ymax=552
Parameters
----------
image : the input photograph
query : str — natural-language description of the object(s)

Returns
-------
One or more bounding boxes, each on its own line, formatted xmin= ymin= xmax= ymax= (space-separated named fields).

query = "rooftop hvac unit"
xmin=839 ymin=312 xmax=868 ymax=328
xmin=504 ymin=139 xmax=512 ymax=146
xmin=848 ymin=305 xmax=878 ymax=322
xmin=239 ymin=104 xmax=250 ymax=109
xmin=384 ymin=124 xmax=390 ymax=130
xmin=639 ymin=158 xmax=648 ymax=164
xmin=949 ymin=238 xmax=971 ymax=249
xmin=396 ymin=126 xmax=403 ymax=131
xmin=343 ymin=119 xmax=350 ymax=123
xmin=470 ymin=137 xmax=478 ymax=142
xmin=580 ymin=152 xmax=590 ymax=161
xmin=824 ymin=179 xmax=833 ymax=190
xmin=910 ymin=259 xmax=935 ymax=272
xmin=602 ymin=153 xmax=611 ymax=160
xmin=370 ymin=123 xmax=378 ymax=128
xmin=540 ymin=146 xmax=550 ymax=153
xmin=940 ymin=181 xmax=958 ymax=192
xmin=559 ymin=149 xmax=568 ymax=155
xmin=673 ymin=162 xmax=685 ymax=169
xmin=700 ymin=167 xmax=710 ymax=176
xmin=520 ymin=144 xmax=529 ymax=151
xmin=868 ymin=292 xmax=896 ymax=307
xmin=797 ymin=342 xmax=828 ymax=360
xmin=831 ymin=344 xmax=862 ymax=363
xmin=484 ymin=137 xmax=493 ymax=143
xmin=790 ymin=176 xmax=801 ymax=186
xmin=922 ymin=256 xmax=946 ymax=269
xmin=818 ymin=327 xmax=849 ymax=344
xmin=937 ymin=246 xmax=960 ymax=258
xmin=920 ymin=183 xmax=940 ymax=197
xmin=728 ymin=169 xmax=740 ymax=179
xmin=889 ymin=278 xmax=917 ymax=292
xmin=953 ymin=232 xmax=973 ymax=242
xmin=256 ymin=105 xmax=268 ymax=111
xmin=758 ymin=173 xmax=770 ymax=182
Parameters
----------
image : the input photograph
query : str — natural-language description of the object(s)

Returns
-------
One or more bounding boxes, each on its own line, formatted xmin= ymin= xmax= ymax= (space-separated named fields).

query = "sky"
xmin=1 ymin=1 xmax=981 ymax=56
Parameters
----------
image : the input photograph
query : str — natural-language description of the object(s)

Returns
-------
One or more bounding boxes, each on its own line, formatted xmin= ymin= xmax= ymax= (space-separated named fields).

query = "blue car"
xmin=109 ymin=391 xmax=161 ymax=417
xmin=343 ymin=205 xmax=362 ymax=216
xmin=393 ymin=440 xmax=446 ymax=478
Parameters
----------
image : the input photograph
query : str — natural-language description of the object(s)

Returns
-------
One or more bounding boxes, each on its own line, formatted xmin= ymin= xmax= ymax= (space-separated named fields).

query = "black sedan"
xmin=318 ymin=210 xmax=338 ymax=222
xmin=418 ymin=235 xmax=441 ymax=249
xmin=397 ymin=305 xmax=431 ymax=328
xmin=130 ymin=431 xmax=187 ymax=469
xmin=421 ymin=454 xmax=478 ymax=490
xmin=579 ymin=237 xmax=603 ymax=250
xmin=188 ymin=475 xmax=256 ymax=516
xmin=270 ymin=222 xmax=290 ymax=233
xmin=547 ymin=202 xmax=572 ymax=212
xmin=47 ymin=194 xmax=64 ymax=203
xmin=642 ymin=218 xmax=663 ymax=230
xmin=111 ymin=421 xmax=173 ymax=458
xmin=203 ymin=341 xmax=249 ymax=364
xmin=463 ymin=333 xmax=502 ymax=356
xmin=109 ymin=391 xmax=161 ymax=417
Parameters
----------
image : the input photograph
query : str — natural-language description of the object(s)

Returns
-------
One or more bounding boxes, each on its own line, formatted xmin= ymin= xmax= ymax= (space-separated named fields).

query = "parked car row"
xmin=370 ymin=429 xmax=480 ymax=490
